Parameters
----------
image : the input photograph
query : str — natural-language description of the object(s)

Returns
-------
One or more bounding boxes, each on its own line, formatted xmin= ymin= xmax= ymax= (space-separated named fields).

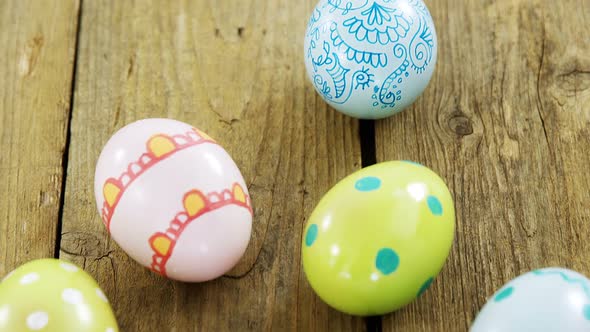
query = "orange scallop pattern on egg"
xmin=100 ymin=128 xmax=216 ymax=230
xmin=147 ymin=135 xmax=177 ymax=158
xmin=184 ymin=191 xmax=206 ymax=217
xmin=148 ymin=183 xmax=253 ymax=277
xmin=151 ymin=236 xmax=172 ymax=256
xmin=103 ymin=180 xmax=121 ymax=207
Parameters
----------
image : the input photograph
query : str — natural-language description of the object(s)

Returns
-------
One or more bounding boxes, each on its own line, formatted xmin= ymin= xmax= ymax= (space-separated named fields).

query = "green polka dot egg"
xmin=0 ymin=259 xmax=118 ymax=332
xmin=302 ymin=161 xmax=455 ymax=316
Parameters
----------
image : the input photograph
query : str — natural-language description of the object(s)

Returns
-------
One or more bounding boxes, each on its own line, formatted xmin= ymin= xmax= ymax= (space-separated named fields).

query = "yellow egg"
xmin=0 ymin=259 xmax=118 ymax=332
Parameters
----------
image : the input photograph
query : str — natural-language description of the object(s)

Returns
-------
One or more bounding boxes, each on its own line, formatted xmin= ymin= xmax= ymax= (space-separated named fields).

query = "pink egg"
xmin=94 ymin=118 xmax=253 ymax=282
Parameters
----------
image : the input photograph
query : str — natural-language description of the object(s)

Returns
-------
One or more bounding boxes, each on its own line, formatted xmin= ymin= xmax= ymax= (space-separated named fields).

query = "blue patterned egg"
xmin=470 ymin=268 xmax=590 ymax=331
xmin=304 ymin=0 xmax=437 ymax=119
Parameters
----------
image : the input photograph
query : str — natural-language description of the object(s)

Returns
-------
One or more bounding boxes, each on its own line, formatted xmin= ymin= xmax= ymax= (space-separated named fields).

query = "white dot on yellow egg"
xmin=96 ymin=288 xmax=108 ymax=302
xmin=62 ymin=288 xmax=84 ymax=305
xmin=19 ymin=273 xmax=40 ymax=285
xmin=26 ymin=311 xmax=48 ymax=330
xmin=59 ymin=262 xmax=78 ymax=272
xmin=106 ymin=328 xmax=115 ymax=332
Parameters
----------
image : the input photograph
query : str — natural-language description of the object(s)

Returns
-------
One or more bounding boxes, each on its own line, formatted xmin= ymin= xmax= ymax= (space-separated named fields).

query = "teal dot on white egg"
xmin=493 ymin=286 xmax=514 ymax=302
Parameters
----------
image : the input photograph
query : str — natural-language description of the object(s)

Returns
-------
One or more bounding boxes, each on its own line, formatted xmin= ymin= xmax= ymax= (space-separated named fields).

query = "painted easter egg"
xmin=0 ymin=259 xmax=118 ymax=332
xmin=304 ymin=0 xmax=437 ymax=119
xmin=470 ymin=268 xmax=590 ymax=331
xmin=302 ymin=161 xmax=454 ymax=316
xmin=94 ymin=118 xmax=253 ymax=282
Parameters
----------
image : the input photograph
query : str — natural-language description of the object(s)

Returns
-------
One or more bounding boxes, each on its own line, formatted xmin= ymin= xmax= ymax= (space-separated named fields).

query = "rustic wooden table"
xmin=1 ymin=0 xmax=589 ymax=331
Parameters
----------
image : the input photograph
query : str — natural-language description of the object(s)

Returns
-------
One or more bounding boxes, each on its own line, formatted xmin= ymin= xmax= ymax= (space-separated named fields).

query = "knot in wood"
xmin=448 ymin=113 xmax=473 ymax=136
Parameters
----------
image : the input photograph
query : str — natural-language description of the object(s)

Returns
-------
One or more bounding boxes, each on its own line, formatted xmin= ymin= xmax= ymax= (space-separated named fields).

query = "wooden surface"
xmin=377 ymin=1 xmax=590 ymax=331
xmin=60 ymin=1 xmax=364 ymax=331
xmin=1 ymin=0 xmax=589 ymax=331
xmin=0 ymin=0 xmax=79 ymax=274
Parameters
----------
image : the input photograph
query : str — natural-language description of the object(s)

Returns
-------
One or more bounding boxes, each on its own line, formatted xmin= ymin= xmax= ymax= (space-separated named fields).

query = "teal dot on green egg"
xmin=402 ymin=160 xmax=423 ymax=167
xmin=427 ymin=195 xmax=443 ymax=216
xmin=375 ymin=248 xmax=400 ymax=275
xmin=305 ymin=224 xmax=318 ymax=247
xmin=402 ymin=160 xmax=422 ymax=166
xmin=417 ymin=277 xmax=434 ymax=297
xmin=355 ymin=176 xmax=381 ymax=192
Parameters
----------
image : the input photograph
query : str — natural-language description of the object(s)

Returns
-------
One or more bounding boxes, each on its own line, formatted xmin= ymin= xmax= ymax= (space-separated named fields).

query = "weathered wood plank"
xmin=376 ymin=0 xmax=590 ymax=331
xmin=60 ymin=0 xmax=365 ymax=330
xmin=0 ymin=0 xmax=79 ymax=275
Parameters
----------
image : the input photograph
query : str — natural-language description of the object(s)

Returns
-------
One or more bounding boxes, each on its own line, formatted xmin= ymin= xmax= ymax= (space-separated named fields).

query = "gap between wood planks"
xmin=359 ymin=119 xmax=381 ymax=332
xmin=50 ymin=1 xmax=383 ymax=329
xmin=360 ymin=120 xmax=377 ymax=168
xmin=54 ymin=0 xmax=83 ymax=259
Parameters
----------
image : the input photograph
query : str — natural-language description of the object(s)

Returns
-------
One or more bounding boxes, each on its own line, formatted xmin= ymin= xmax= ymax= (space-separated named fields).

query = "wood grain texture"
xmin=60 ymin=0 xmax=364 ymax=330
xmin=0 ymin=0 xmax=79 ymax=275
xmin=2 ymin=0 xmax=586 ymax=330
xmin=376 ymin=0 xmax=590 ymax=331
